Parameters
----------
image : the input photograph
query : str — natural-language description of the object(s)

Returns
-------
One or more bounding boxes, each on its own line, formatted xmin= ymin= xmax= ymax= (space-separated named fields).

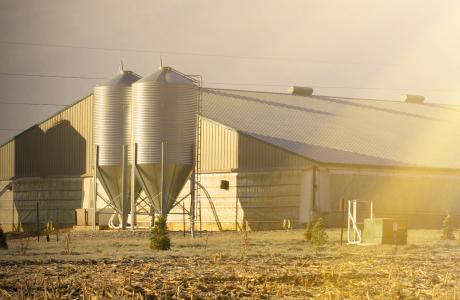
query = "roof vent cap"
xmin=401 ymin=94 xmax=425 ymax=104
xmin=288 ymin=86 xmax=314 ymax=96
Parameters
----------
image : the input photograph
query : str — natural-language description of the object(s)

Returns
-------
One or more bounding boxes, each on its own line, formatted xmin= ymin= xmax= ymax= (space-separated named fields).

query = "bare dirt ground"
xmin=0 ymin=229 xmax=459 ymax=299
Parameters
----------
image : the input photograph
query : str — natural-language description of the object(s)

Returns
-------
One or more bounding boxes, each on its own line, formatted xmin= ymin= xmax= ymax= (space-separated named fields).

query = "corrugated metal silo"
xmin=93 ymin=69 xmax=140 ymax=215
xmin=132 ymin=66 xmax=198 ymax=216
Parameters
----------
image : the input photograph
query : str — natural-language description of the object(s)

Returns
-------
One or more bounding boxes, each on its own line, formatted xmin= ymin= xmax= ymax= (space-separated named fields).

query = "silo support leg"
xmin=93 ymin=174 xmax=97 ymax=231
xmin=130 ymin=143 xmax=137 ymax=231
xmin=160 ymin=141 xmax=168 ymax=218
xmin=121 ymin=145 xmax=128 ymax=230
xmin=189 ymin=144 xmax=196 ymax=238
xmin=92 ymin=145 xmax=99 ymax=231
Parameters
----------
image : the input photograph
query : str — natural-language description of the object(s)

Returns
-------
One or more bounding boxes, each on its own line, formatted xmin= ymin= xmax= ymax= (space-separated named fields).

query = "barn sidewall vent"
xmin=288 ymin=86 xmax=314 ymax=96
xmin=401 ymin=94 xmax=425 ymax=104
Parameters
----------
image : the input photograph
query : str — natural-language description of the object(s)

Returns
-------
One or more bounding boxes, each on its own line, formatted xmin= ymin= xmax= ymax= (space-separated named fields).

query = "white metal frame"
xmin=347 ymin=199 xmax=373 ymax=244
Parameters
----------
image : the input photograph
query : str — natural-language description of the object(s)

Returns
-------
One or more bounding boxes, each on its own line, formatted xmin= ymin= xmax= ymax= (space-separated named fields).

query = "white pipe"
xmin=108 ymin=213 xmax=135 ymax=229
xmin=353 ymin=200 xmax=357 ymax=242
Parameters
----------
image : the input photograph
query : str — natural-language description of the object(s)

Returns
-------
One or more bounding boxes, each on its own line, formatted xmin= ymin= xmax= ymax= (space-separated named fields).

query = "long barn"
xmin=1 ymin=78 xmax=460 ymax=231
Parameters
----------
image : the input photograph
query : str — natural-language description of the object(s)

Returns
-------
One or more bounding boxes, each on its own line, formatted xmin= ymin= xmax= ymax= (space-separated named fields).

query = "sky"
xmin=1 ymin=0 xmax=460 ymax=144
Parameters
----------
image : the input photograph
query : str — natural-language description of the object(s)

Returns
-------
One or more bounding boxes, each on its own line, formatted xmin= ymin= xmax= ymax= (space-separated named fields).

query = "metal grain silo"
xmin=132 ymin=66 xmax=198 ymax=217
xmin=93 ymin=69 xmax=140 ymax=226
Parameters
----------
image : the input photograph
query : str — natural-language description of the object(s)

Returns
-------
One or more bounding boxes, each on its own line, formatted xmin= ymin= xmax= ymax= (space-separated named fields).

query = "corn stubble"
xmin=0 ymin=230 xmax=459 ymax=299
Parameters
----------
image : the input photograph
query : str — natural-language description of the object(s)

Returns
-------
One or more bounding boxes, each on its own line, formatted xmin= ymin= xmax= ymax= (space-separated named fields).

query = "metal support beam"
xmin=121 ymin=144 xmax=128 ymax=230
xmin=130 ymin=143 xmax=137 ymax=231
xmin=347 ymin=199 xmax=362 ymax=244
xmin=160 ymin=141 xmax=167 ymax=218
xmin=92 ymin=145 xmax=99 ymax=231
xmin=190 ymin=144 xmax=196 ymax=238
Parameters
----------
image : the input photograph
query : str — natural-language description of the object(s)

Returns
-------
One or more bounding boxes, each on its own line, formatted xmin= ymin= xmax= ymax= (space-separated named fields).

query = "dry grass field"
xmin=0 ymin=229 xmax=459 ymax=299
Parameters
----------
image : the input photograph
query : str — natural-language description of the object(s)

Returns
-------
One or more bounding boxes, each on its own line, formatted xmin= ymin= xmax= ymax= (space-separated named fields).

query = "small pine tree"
xmin=0 ymin=225 xmax=8 ymax=249
xmin=150 ymin=216 xmax=171 ymax=251
xmin=441 ymin=214 xmax=455 ymax=240
xmin=311 ymin=218 xmax=328 ymax=246
xmin=304 ymin=221 xmax=314 ymax=241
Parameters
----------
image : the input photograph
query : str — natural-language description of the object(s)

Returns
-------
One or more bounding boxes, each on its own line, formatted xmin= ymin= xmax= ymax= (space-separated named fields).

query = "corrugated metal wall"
xmin=200 ymin=118 xmax=238 ymax=172
xmin=14 ymin=126 xmax=45 ymax=177
xmin=2 ymin=102 xmax=312 ymax=179
xmin=200 ymin=118 xmax=314 ymax=172
xmin=2 ymin=94 xmax=93 ymax=178
xmin=237 ymin=133 xmax=313 ymax=171
xmin=38 ymin=95 xmax=93 ymax=176
xmin=0 ymin=140 xmax=15 ymax=180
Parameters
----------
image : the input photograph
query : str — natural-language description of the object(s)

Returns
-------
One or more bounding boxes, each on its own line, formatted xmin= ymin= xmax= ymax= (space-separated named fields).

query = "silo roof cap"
xmin=98 ymin=70 xmax=141 ymax=87
xmin=137 ymin=66 xmax=194 ymax=85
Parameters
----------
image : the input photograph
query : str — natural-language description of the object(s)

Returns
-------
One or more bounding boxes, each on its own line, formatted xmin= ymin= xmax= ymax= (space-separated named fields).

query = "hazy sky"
xmin=1 ymin=0 xmax=460 ymax=144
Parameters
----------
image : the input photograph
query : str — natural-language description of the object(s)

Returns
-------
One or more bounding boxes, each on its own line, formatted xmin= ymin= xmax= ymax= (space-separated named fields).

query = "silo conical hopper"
xmin=93 ymin=69 xmax=141 ymax=224
xmin=132 ymin=67 xmax=198 ymax=217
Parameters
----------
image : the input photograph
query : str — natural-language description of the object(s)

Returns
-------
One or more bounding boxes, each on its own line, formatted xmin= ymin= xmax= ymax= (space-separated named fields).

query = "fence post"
xmin=340 ymin=197 xmax=345 ymax=246
xmin=56 ymin=208 xmax=59 ymax=242
xmin=36 ymin=201 xmax=40 ymax=242
xmin=11 ymin=186 xmax=14 ymax=231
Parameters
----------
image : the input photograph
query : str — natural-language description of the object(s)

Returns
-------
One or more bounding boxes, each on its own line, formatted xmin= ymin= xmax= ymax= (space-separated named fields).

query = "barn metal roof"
xmin=202 ymin=88 xmax=460 ymax=169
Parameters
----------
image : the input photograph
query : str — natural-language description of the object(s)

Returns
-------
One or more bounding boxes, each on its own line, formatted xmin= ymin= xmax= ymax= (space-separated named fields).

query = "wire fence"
xmin=8 ymin=203 xmax=77 ymax=241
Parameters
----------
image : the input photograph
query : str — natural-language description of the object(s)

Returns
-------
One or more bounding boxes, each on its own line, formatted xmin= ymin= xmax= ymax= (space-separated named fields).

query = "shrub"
xmin=441 ymin=214 xmax=455 ymax=240
xmin=0 ymin=225 xmax=7 ymax=249
xmin=304 ymin=221 xmax=314 ymax=241
xmin=150 ymin=216 xmax=171 ymax=251
xmin=311 ymin=218 xmax=328 ymax=246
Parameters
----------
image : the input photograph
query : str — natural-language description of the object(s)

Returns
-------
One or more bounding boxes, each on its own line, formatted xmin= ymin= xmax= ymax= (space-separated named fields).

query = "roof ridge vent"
xmin=401 ymin=94 xmax=425 ymax=104
xmin=288 ymin=86 xmax=314 ymax=96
